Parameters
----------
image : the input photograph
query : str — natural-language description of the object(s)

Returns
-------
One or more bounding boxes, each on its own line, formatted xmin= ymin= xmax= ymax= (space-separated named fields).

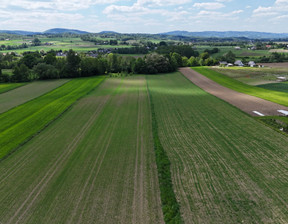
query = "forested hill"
xmin=160 ymin=31 xmax=288 ymax=39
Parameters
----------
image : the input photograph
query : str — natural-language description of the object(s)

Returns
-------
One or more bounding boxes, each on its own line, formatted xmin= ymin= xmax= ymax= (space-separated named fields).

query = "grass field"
xmin=0 ymin=77 xmax=163 ymax=224
xmin=0 ymin=79 xmax=69 ymax=114
xmin=194 ymin=67 xmax=288 ymax=107
xmin=257 ymin=82 xmax=288 ymax=93
xmin=147 ymin=72 xmax=288 ymax=223
xmin=0 ymin=76 xmax=104 ymax=159
xmin=0 ymin=83 xmax=26 ymax=94
xmin=212 ymin=67 xmax=288 ymax=85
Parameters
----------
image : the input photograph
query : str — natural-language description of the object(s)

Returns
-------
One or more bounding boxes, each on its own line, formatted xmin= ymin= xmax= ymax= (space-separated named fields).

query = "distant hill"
xmin=0 ymin=30 xmax=41 ymax=35
xmin=160 ymin=31 xmax=288 ymax=39
xmin=99 ymin=31 xmax=119 ymax=34
xmin=43 ymin=28 xmax=89 ymax=34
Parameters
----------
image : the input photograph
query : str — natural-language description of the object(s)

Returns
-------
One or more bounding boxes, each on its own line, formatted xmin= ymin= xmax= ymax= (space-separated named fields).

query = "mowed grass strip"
xmin=0 ymin=76 xmax=105 ymax=159
xmin=193 ymin=67 xmax=288 ymax=106
xmin=0 ymin=83 xmax=26 ymax=94
xmin=0 ymin=77 xmax=163 ymax=224
xmin=0 ymin=79 xmax=70 ymax=114
xmin=147 ymin=72 xmax=288 ymax=223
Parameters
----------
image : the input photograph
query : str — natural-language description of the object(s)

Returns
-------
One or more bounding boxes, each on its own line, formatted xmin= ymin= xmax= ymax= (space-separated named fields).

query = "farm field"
xmin=257 ymin=82 xmax=288 ymax=93
xmin=0 ymin=76 xmax=104 ymax=159
xmin=0 ymin=76 xmax=163 ymax=224
xmin=211 ymin=66 xmax=288 ymax=85
xmin=194 ymin=67 xmax=288 ymax=107
xmin=0 ymin=79 xmax=69 ymax=114
xmin=147 ymin=72 xmax=288 ymax=223
xmin=0 ymin=83 xmax=25 ymax=94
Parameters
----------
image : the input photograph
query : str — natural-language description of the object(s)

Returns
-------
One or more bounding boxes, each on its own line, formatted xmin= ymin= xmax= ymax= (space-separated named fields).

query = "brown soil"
xmin=179 ymin=67 xmax=288 ymax=116
xmin=261 ymin=62 xmax=288 ymax=68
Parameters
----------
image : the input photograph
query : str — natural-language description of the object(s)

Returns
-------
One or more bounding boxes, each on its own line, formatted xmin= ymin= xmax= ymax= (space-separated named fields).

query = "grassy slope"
xmin=0 ymin=83 xmax=26 ymax=94
xmin=193 ymin=67 xmax=288 ymax=107
xmin=0 ymin=77 xmax=163 ymax=224
xmin=0 ymin=76 xmax=105 ymax=159
xmin=257 ymin=82 xmax=288 ymax=93
xmin=147 ymin=72 xmax=288 ymax=223
xmin=0 ymin=79 xmax=70 ymax=114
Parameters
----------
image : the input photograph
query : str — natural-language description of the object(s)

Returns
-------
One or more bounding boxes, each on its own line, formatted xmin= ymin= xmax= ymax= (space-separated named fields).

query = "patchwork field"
xmin=147 ymin=72 xmax=288 ymax=223
xmin=0 ymin=76 xmax=104 ymax=159
xmin=257 ymin=82 xmax=288 ymax=93
xmin=180 ymin=67 xmax=288 ymax=116
xmin=0 ymin=79 xmax=69 ymax=114
xmin=0 ymin=77 xmax=163 ymax=224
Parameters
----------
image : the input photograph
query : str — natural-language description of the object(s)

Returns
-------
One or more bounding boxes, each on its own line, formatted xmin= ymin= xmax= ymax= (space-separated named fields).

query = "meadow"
xmin=147 ymin=72 xmax=288 ymax=223
xmin=194 ymin=67 xmax=288 ymax=107
xmin=0 ymin=77 xmax=163 ymax=224
xmin=0 ymin=76 xmax=104 ymax=159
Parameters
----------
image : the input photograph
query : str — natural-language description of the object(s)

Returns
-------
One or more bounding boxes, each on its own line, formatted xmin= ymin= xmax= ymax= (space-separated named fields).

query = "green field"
xmin=0 ymin=76 xmax=104 ymax=159
xmin=194 ymin=67 xmax=288 ymax=106
xmin=147 ymin=72 xmax=288 ymax=223
xmin=212 ymin=67 xmax=288 ymax=85
xmin=0 ymin=79 xmax=69 ymax=114
xmin=0 ymin=83 xmax=25 ymax=94
xmin=257 ymin=82 xmax=288 ymax=93
xmin=0 ymin=77 xmax=163 ymax=223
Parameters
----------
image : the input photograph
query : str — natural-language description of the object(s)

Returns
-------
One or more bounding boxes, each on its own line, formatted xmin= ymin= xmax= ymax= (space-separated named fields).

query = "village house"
xmin=248 ymin=61 xmax=256 ymax=67
xmin=234 ymin=60 xmax=244 ymax=67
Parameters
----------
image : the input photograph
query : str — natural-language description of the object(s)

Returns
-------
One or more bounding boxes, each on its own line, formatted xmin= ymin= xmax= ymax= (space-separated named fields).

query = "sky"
xmin=0 ymin=0 xmax=288 ymax=33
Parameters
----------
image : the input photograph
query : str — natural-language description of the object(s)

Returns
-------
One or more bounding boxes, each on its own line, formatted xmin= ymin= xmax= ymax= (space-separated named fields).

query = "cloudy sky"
xmin=0 ymin=0 xmax=287 ymax=33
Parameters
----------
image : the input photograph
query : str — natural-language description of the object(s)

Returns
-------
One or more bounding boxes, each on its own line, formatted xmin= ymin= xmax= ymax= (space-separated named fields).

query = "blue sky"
xmin=0 ymin=0 xmax=287 ymax=33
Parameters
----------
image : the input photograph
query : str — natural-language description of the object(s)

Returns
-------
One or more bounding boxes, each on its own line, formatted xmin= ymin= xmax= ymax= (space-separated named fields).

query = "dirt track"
xmin=180 ymin=67 xmax=288 ymax=116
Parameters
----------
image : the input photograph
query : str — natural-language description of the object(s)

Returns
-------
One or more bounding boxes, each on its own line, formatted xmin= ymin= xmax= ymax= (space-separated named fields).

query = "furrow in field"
xmin=147 ymin=72 xmax=288 ymax=223
xmin=0 ymin=76 xmax=163 ymax=224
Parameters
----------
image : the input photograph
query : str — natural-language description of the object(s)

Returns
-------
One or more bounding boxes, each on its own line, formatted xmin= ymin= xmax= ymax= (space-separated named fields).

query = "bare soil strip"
xmin=180 ymin=67 xmax=288 ymax=116
xmin=0 ymin=79 xmax=69 ymax=114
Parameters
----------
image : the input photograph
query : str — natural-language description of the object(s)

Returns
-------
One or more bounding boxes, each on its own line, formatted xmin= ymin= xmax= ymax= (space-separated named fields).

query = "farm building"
xmin=219 ymin=61 xmax=228 ymax=67
xmin=277 ymin=76 xmax=287 ymax=82
xmin=248 ymin=61 xmax=256 ymax=67
xmin=234 ymin=46 xmax=241 ymax=50
xmin=234 ymin=60 xmax=244 ymax=67
xmin=227 ymin=63 xmax=233 ymax=67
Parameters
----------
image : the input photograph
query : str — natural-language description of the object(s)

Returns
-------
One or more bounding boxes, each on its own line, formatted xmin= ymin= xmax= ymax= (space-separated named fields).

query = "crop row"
xmin=0 ymin=76 xmax=105 ymax=159
xmin=0 ymin=83 xmax=25 ymax=94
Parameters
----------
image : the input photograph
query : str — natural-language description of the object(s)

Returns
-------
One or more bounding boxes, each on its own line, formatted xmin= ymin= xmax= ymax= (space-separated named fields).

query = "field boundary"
xmin=146 ymin=77 xmax=183 ymax=224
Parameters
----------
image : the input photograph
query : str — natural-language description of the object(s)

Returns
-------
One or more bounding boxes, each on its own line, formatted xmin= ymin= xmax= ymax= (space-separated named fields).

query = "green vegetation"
xmin=257 ymin=116 xmax=288 ymax=134
xmin=257 ymin=82 xmax=288 ymax=93
xmin=147 ymin=72 xmax=288 ymax=223
xmin=212 ymin=67 xmax=288 ymax=85
xmin=0 ymin=79 xmax=69 ymax=114
xmin=147 ymin=78 xmax=182 ymax=223
xmin=0 ymin=76 xmax=104 ymax=159
xmin=0 ymin=77 xmax=163 ymax=223
xmin=193 ymin=67 xmax=288 ymax=106
xmin=0 ymin=82 xmax=25 ymax=94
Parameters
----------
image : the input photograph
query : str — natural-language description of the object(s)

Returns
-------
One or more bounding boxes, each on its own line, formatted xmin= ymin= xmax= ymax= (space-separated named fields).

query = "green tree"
xmin=63 ymin=49 xmax=81 ymax=77
xmin=12 ymin=64 xmax=30 ymax=82
xmin=32 ymin=38 xmax=41 ymax=46
xmin=33 ymin=63 xmax=59 ymax=79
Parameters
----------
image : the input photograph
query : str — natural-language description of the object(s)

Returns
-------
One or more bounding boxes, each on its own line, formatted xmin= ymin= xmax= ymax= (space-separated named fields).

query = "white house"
xmin=234 ymin=60 xmax=244 ymax=67
xmin=248 ymin=61 xmax=256 ymax=67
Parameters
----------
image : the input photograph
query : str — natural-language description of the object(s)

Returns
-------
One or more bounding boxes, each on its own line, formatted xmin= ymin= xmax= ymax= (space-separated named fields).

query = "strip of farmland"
xmin=0 ymin=83 xmax=26 ymax=94
xmin=0 ymin=77 xmax=163 ymax=224
xmin=193 ymin=67 xmax=288 ymax=107
xmin=180 ymin=67 xmax=288 ymax=116
xmin=0 ymin=77 xmax=104 ymax=159
xmin=147 ymin=72 xmax=288 ymax=223
xmin=0 ymin=79 xmax=70 ymax=114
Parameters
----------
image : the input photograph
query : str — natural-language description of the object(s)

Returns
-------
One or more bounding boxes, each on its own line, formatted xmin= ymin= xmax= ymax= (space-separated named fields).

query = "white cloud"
xmin=193 ymin=2 xmax=225 ymax=10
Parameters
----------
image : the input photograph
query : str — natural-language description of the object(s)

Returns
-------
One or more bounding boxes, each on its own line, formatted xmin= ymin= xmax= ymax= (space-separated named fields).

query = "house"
xmin=227 ymin=63 xmax=234 ymax=67
xmin=248 ymin=61 xmax=256 ymax=67
xmin=234 ymin=46 xmax=241 ymax=50
xmin=219 ymin=61 xmax=228 ymax=67
xmin=234 ymin=60 xmax=244 ymax=67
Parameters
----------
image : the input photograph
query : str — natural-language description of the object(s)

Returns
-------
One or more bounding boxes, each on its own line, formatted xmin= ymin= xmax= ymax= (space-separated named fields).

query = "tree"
xmin=171 ymin=52 xmax=183 ymax=67
xmin=12 ymin=64 xmax=30 ymax=82
xmin=62 ymin=49 xmax=81 ymax=77
xmin=32 ymin=38 xmax=41 ymax=46
xmin=33 ymin=63 xmax=59 ymax=79
xmin=44 ymin=52 xmax=57 ymax=65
